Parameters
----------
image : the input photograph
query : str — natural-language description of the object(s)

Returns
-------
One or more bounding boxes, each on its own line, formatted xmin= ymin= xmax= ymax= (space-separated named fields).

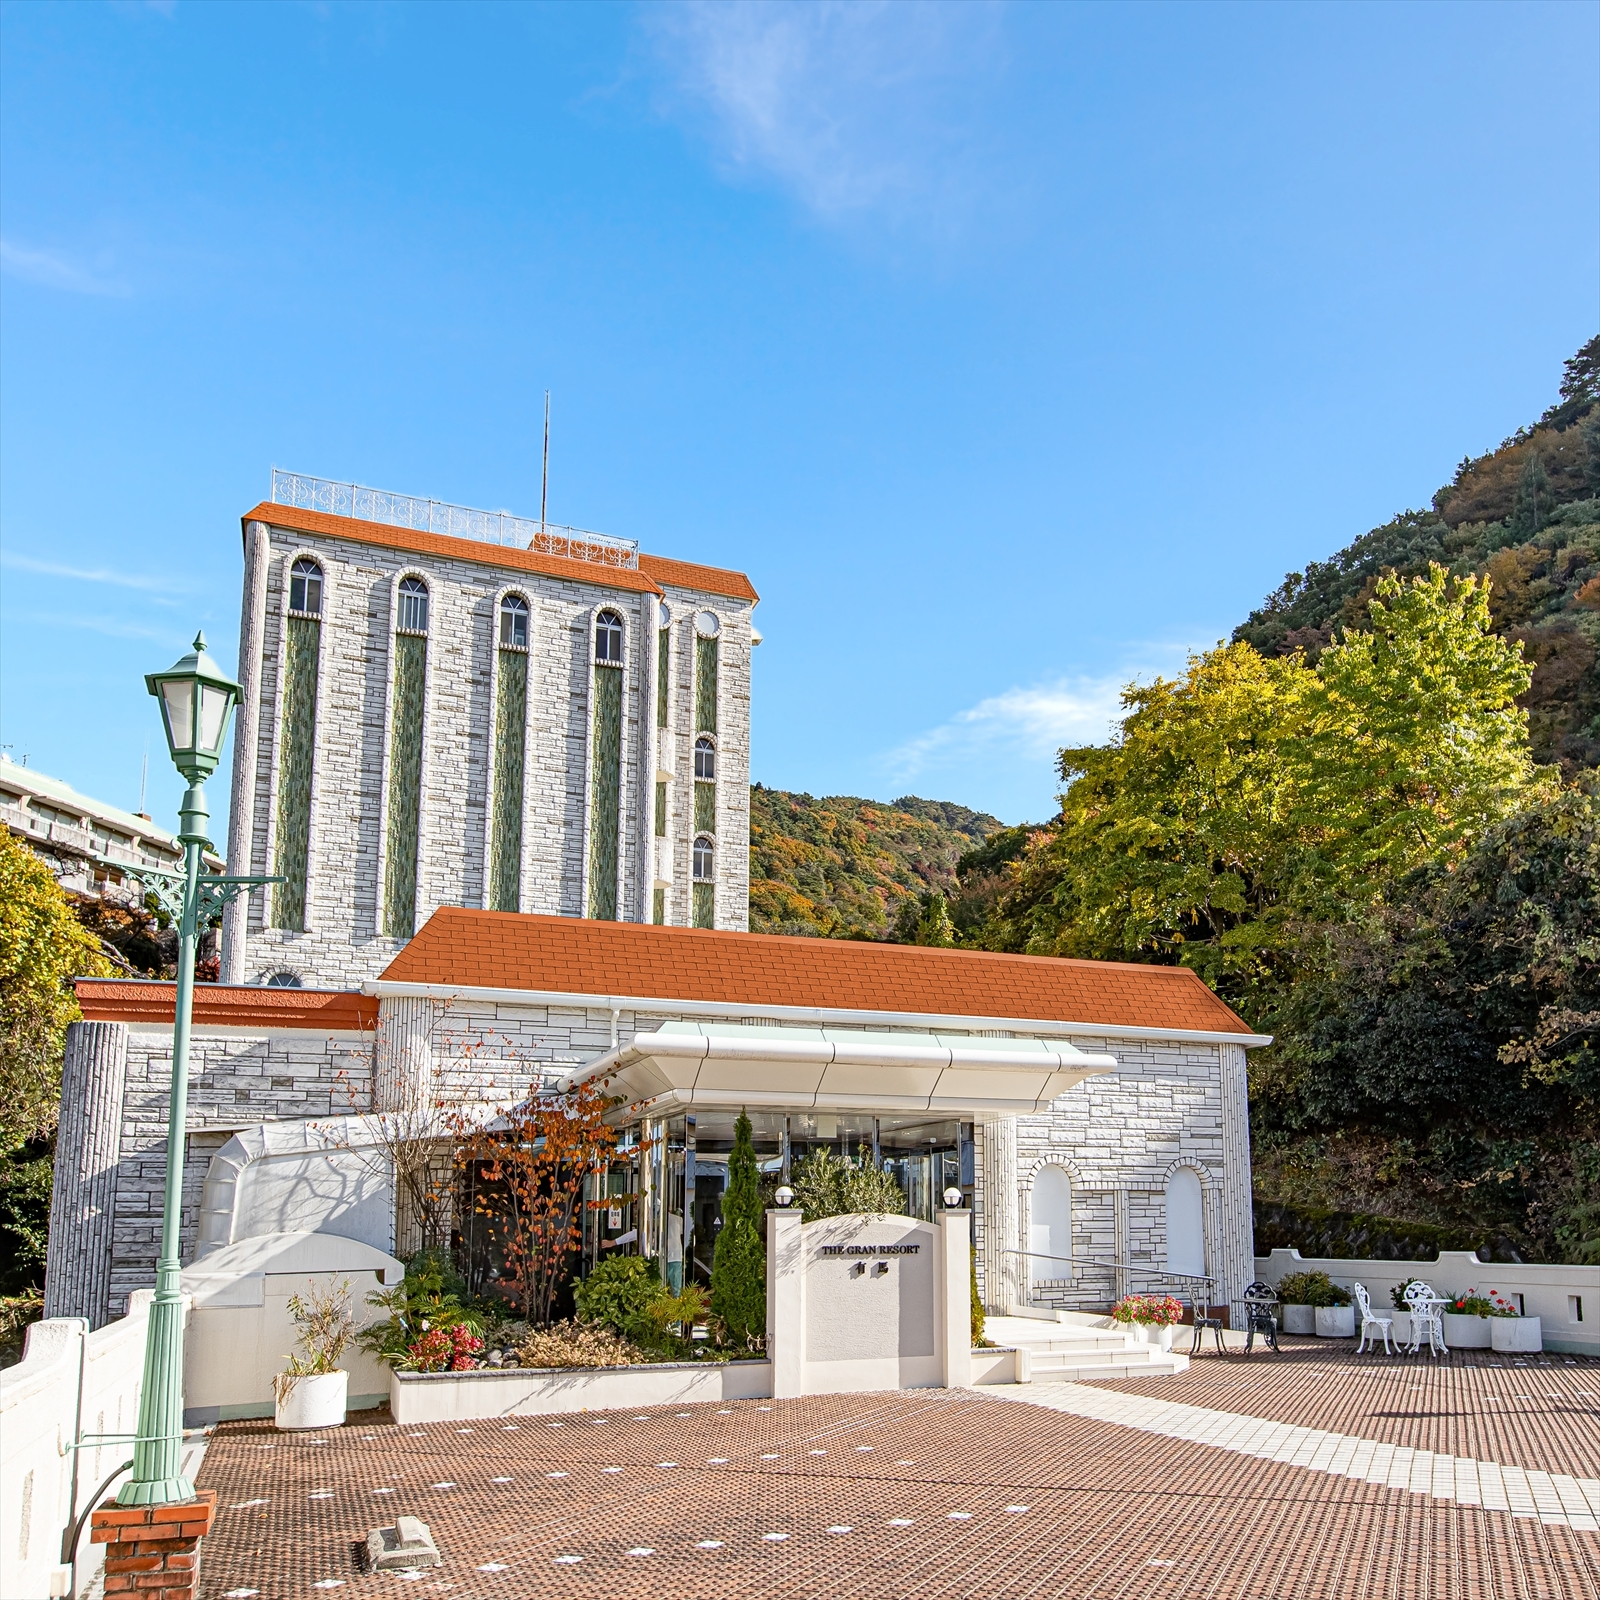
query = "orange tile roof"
xmin=638 ymin=553 xmax=759 ymax=604
xmin=76 ymin=979 xmax=377 ymax=1032
xmin=379 ymin=910 xmax=1257 ymax=1037
xmin=243 ymin=503 xmax=759 ymax=602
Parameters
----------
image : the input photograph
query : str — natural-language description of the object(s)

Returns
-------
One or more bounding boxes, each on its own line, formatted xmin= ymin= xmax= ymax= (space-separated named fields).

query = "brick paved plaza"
xmin=189 ymin=1342 xmax=1600 ymax=1600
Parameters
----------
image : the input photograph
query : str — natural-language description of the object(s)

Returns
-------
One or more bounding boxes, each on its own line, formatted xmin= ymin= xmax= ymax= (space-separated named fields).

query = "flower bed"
xmin=389 ymin=1356 xmax=775 ymax=1424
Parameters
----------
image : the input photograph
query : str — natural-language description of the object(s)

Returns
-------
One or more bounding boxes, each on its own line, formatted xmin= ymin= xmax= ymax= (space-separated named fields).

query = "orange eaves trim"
xmin=75 ymin=978 xmax=378 ymax=1032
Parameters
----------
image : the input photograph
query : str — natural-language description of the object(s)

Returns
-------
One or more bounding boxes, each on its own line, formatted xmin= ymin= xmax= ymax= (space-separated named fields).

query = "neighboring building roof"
xmin=75 ymin=979 xmax=378 ymax=1032
xmin=376 ymin=909 xmax=1262 ymax=1041
xmin=242 ymin=502 xmax=759 ymax=604
xmin=1 ymin=752 xmax=181 ymax=847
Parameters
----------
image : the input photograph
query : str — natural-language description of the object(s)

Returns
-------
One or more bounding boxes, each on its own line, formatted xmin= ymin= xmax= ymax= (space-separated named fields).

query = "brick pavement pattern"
xmin=193 ymin=1354 xmax=1599 ymax=1600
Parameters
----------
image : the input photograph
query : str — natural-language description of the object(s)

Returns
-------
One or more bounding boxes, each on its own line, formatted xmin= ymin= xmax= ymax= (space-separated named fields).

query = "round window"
xmin=694 ymin=610 xmax=721 ymax=638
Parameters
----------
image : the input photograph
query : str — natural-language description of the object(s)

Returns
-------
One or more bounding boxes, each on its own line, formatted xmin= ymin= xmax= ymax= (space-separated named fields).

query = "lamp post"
xmin=117 ymin=633 xmax=277 ymax=1506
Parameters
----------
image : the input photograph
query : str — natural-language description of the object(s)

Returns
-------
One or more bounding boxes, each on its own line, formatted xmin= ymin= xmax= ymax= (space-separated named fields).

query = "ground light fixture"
xmin=116 ymin=634 xmax=279 ymax=1506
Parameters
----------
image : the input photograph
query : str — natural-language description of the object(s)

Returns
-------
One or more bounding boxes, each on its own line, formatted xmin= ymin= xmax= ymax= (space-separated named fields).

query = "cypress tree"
xmin=711 ymin=1110 xmax=767 ymax=1347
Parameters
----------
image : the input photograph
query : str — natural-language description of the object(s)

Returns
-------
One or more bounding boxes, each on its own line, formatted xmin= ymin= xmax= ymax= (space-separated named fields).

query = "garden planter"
xmin=275 ymin=1370 xmax=348 ymax=1431
xmin=1281 ymin=1304 xmax=1315 ymax=1335
xmin=1315 ymin=1306 xmax=1356 ymax=1338
xmin=1442 ymin=1313 xmax=1491 ymax=1349
xmin=1147 ymin=1324 xmax=1176 ymax=1352
xmin=1490 ymin=1316 xmax=1541 ymax=1354
xmin=1390 ymin=1311 xmax=1413 ymax=1345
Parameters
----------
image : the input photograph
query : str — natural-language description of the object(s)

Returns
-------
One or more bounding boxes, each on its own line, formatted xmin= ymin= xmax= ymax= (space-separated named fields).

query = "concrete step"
xmin=1028 ymin=1353 xmax=1189 ymax=1381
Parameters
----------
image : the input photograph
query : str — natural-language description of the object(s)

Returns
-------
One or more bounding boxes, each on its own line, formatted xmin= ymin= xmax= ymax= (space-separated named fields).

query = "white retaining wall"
xmin=1256 ymin=1249 xmax=1600 ymax=1356
xmin=0 ymin=1291 xmax=169 ymax=1600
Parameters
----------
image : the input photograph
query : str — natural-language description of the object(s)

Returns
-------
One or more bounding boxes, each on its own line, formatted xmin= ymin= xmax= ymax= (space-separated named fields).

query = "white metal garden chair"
xmin=1402 ymin=1279 xmax=1449 ymax=1357
xmin=1352 ymin=1283 xmax=1393 ymax=1354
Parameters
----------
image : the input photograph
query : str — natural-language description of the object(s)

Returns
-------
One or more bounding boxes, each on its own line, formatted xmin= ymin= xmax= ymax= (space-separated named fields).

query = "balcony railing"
xmin=270 ymin=470 xmax=639 ymax=569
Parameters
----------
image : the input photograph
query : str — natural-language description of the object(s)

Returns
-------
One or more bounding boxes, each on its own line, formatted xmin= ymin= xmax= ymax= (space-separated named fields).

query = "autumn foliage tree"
xmin=455 ymin=1077 xmax=625 ymax=1327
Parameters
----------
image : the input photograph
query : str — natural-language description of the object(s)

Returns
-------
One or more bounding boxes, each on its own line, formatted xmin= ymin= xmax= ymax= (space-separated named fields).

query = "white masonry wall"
xmin=222 ymin=520 xmax=754 ymax=987
xmin=82 ymin=1003 xmax=1249 ymax=1329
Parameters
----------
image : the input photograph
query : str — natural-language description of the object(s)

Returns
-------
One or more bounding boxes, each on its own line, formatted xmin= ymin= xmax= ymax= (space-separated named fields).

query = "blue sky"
xmin=2 ymin=1 xmax=1596 ymax=834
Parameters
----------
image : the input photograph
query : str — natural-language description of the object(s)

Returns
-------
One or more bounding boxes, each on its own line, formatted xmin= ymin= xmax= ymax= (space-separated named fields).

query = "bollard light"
xmin=775 ymin=1185 xmax=795 ymax=1207
xmin=942 ymin=1187 xmax=964 ymax=1209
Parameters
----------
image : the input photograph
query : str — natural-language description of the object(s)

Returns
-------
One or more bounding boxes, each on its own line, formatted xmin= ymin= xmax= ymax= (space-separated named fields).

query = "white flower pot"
xmin=1390 ymin=1311 xmax=1413 ymax=1344
xmin=274 ymin=1370 xmax=348 ymax=1431
xmin=1315 ymin=1305 xmax=1355 ymax=1338
xmin=1490 ymin=1316 xmax=1541 ymax=1354
xmin=1281 ymin=1304 xmax=1315 ymax=1335
xmin=1442 ymin=1313 xmax=1490 ymax=1349
xmin=1147 ymin=1324 xmax=1176 ymax=1352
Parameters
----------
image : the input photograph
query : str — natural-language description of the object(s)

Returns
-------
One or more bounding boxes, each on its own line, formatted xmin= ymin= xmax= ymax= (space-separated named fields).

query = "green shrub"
xmin=572 ymin=1254 xmax=661 ymax=1342
xmin=790 ymin=1148 xmax=907 ymax=1220
xmin=1276 ymin=1270 xmax=1351 ymax=1307
xmin=359 ymin=1252 xmax=483 ymax=1368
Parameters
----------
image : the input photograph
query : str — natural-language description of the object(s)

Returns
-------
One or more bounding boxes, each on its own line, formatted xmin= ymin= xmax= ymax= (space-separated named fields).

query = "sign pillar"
xmin=766 ymin=1208 xmax=804 ymax=1398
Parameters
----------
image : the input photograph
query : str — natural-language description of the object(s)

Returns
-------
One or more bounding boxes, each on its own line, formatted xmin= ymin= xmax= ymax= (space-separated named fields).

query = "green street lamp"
xmin=118 ymin=633 xmax=277 ymax=1506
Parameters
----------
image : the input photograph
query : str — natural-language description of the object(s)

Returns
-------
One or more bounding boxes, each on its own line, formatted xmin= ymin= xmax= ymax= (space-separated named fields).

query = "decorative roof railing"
xmin=270 ymin=470 xmax=640 ymax=569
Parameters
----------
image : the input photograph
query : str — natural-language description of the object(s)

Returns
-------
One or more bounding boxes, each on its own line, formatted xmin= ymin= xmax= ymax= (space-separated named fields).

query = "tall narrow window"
xmin=1165 ymin=1168 xmax=1206 ymax=1278
xmin=652 ymin=886 xmax=665 ymax=925
xmin=694 ymin=612 xmax=719 ymax=735
xmin=1028 ymin=1166 xmax=1072 ymax=1288
xmin=588 ymin=609 xmax=624 ymax=920
xmin=272 ymin=557 xmax=322 ymax=930
xmin=656 ymin=624 xmax=669 ymax=728
xmin=692 ymin=834 xmax=715 ymax=928
xmin=654 ymin=781 xmax=667 ymax=837
xmin=384 ymin=577 xmax=429 ymax=938
xmin=693 ymin=735 xmax=716 ymax=834
xmin=490 ymin=595 xmax=530 ymax=912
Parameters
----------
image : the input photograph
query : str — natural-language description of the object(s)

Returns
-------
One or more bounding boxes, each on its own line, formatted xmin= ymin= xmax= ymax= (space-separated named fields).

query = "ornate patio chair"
xmin=1353 ymin=1282 xmax=1394 ymax=1354
xmin=1240 ymin=1281 xmax=1281 ymax=1354
xmin=1403 ymin=1279 xmax=1449 ymax=1357
xmin=1187 ymin=1289 xmax=1227 ymax=1356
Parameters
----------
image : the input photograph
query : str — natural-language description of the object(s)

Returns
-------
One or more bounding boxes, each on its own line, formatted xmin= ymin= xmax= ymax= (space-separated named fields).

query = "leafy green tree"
xmin=1511 ymin=447 xmax=1552 ymax=536
xmin=789 ymin=1148 xmax=907 ymax=1219
xmin=710 ymin=1111 xmax=766 ymax=1347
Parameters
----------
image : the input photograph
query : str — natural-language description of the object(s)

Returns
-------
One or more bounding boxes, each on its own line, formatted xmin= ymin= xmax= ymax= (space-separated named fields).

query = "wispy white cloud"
xmin=645 ymin=0 xmax=1006 ymax=227
xmin=2 ymin=551 xmax=184 ymax=597
xmin=0 ymin=239 xmax=131 ymax=297
xmin=884 ymin=674 xmax=1130 ymax=786
xmin=17 ymin=610 xmax=187 ymax=645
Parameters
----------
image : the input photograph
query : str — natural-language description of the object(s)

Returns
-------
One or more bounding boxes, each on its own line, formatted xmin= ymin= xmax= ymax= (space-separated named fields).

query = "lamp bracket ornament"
xmin=124 ymin=865 xmax=282 ymax=926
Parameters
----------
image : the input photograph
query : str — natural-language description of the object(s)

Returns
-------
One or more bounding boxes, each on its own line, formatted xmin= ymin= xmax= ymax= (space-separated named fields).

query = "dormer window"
xmin=397 ymin=576 xmax=429 ymax=635
xmin=499 ymin=594 xmax=529 ymax=650
xmin=288 ymin=557 xmax=323 ymax=616
xmin=694 ymin=736 xmax=716 ymax=781
xmin=595 ymin=609 xmax=624 ymax=665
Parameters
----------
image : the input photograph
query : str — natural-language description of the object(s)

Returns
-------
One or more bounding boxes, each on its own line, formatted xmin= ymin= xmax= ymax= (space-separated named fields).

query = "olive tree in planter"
xmin=274 ymin=1279 xmax=355 ymax=1430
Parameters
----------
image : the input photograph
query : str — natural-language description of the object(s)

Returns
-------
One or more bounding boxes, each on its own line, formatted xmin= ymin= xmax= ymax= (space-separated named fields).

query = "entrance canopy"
xmin=560 ymin=1021 xmax=1116 ymax=1116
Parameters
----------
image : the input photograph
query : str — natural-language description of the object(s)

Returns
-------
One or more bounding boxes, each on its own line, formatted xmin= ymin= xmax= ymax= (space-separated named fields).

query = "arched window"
xmin=499 ymin=594 xmax=529 ymax=650
xmin=694 ymin=835 xmax=715 ymax=881
xmin=595 ymin=609 xmax=624 ymax=664
xmin=694 ymin=736 xmax=716 ymax=781
xmin=1028 ymin=1166 xmax=1072 ymax=1287
xmin=264 ymin=969 xmax=303 ymax=988
xmin=1165 ymin=1168 xmax=1206 ymax=1278
xmin=288 ymin=557 xmax=323 ymax=616
xmin=397 ymin=575 xmax=429 ymax=634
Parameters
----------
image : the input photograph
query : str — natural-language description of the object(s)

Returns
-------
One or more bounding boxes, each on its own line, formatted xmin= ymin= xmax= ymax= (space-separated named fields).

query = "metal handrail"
xmin=1004 ymin=1247 xmax=1217 ymax=1303
xmin=271 ymin=469 xmax=640 ymax=567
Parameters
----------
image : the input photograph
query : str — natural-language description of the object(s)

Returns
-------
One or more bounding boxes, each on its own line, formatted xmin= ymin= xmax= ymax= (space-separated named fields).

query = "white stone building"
xmin=47 ymin=474 xmax=1271 ymax=1351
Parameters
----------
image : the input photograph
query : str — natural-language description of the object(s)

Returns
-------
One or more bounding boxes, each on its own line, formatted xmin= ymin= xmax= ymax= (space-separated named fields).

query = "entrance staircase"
xmin=983 ymin=1310 xmax=1189 ymax=1383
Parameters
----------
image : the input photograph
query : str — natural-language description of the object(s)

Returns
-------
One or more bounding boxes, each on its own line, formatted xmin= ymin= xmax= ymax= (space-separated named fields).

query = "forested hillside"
xmin=949 ymin=338 xmax=1600 ymax=1263
xmin=1235 ymin=335 xmax=1600 ymax=771
xmin=748 ymin=787 xmax=1002 ymax=939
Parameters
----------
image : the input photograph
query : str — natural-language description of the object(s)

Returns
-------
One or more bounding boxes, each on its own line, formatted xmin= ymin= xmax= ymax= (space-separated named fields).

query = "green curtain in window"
xmin=694 ymin=779 xmax=716 ymax=834
xmin=384 ymin=631 xmax=427 ymax=938
xmin=657 ymin=629 xmax=669 ymax=728
xmin=589 ymin=663 xmax=623 ymax=920
xmin=490 ymin=649 xmax=528 ymax=912
xmin=655 ymin=780 xmax=667 ymax=837
xmin=693 ymin=881 xmax=715 ymax=929
xmin=271 ymin=614 xmax=319 ymax=930
xmin=652 ymin=886 xmax=665 ymax=925
xmin=695 ymin=637 xmax=718 ymax=734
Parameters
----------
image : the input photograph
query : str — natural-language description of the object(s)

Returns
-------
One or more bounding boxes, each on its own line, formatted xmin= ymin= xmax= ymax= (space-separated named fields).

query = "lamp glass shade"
xmin=159 ymin=678 xmax=196 ymax=757
xmin=197 ymin=682 xmax=231 ymax=756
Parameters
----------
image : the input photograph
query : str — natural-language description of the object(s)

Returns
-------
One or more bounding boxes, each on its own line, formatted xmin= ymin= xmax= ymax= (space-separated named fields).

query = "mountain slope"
xmin=1234 ymin=336 xmax=1600 ymax=770
xmin=748 ymin=787 xmax=1003 ymax=939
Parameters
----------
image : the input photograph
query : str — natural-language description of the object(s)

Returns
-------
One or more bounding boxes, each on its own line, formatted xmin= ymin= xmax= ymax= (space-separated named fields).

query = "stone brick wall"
xmin=222 ymin=523 xmax=755 ymax=986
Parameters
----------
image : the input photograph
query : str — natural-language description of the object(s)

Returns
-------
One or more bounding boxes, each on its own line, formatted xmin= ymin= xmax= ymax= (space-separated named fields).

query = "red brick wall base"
xmin=90 ymin=1491 xmax=217 ymax=1597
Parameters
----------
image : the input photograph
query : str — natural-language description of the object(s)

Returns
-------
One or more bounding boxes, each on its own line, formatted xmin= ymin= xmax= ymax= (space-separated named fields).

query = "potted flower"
xmin=1276 ymin=1271 xmax=1339 ymax=1336
xmin=1111 ymin=1294 xmax=1185 ymax=1351
xmin=274 ymin=1280 xmax=355 ymax=1431
xmin=1486 ymin=1290 xmax=1541 ymax=1353
xmin=1442 ymin=1290 xmax=1494 ymax=1349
